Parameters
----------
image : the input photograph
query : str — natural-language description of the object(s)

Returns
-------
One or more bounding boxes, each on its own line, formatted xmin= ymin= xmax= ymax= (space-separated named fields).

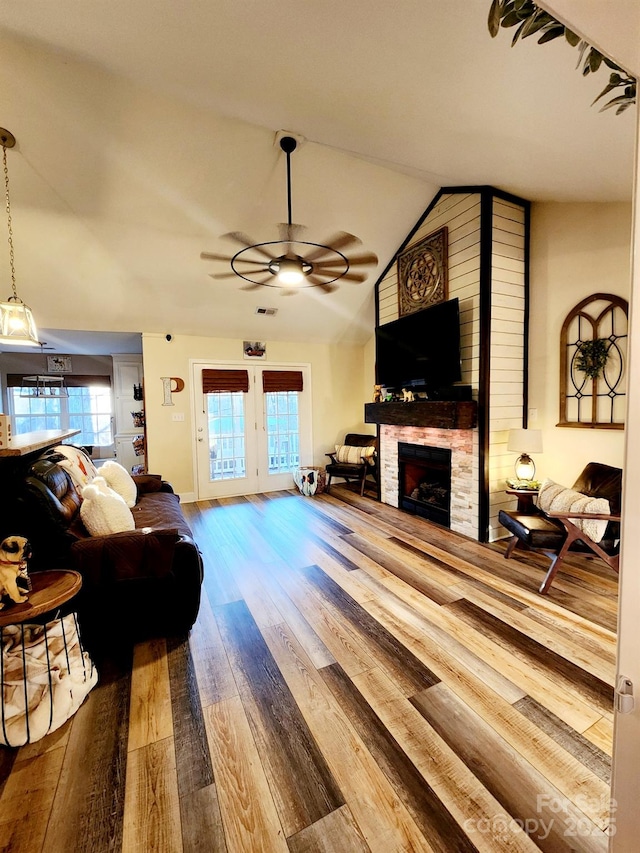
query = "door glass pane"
xmin=266 ymin=391 xmax=300 ymax=474
xmin=207 ymin=391 xmax=247 ymax=480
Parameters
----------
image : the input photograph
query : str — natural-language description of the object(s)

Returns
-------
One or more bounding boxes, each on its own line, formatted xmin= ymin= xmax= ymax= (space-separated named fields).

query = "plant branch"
xmin=488 ymin=0 xmax=636 ymax=115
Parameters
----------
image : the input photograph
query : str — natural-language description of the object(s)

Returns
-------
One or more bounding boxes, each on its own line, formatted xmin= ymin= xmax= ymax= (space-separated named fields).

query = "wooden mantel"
xmin=365 ymin=401 xmax=477 ymax=430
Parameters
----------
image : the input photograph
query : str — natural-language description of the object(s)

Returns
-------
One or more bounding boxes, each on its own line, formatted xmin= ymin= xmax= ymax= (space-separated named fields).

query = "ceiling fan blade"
xmin=305 ymin=232 xmax=361 ymax=262
xmin=279 ymin=289 xmax=299 ymax=296
xmin=277 ymin=222 xmax=305 ymax=245
xmin=340 ymin=272 xmax=367 ymax=283
xmin=314 ymin=251 xmax=378 ymax=268
xmin=223 ymin=232 xmax=278 ymax=260
xmin=210 ymin=268 xmax=271 ymax=280
xmin=305 ymin=274 xmax=338 ymax=293
xmin=201 ymin=251 xmax=267 ymax=266
xmin=313 ymin=253 xmax=378 ymax=271
xmin=240 ymin=283 xmax=268 ymax=291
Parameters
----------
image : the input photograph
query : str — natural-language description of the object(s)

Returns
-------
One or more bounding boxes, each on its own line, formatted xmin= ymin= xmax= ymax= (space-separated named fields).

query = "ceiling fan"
xmin=200 ymin=135 xmax=378 ymax=295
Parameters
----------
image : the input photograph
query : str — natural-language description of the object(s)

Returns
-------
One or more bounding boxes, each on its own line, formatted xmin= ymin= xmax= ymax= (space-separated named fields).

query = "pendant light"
xmin=0 ymin=128 xmax=39 ymax=346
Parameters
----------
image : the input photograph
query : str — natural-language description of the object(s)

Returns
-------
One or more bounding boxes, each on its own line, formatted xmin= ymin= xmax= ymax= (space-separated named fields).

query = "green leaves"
xmin=575 ymin=339 xmax=610 ymax=379
xmin=487 ymin=0 xmax=636 ymax=116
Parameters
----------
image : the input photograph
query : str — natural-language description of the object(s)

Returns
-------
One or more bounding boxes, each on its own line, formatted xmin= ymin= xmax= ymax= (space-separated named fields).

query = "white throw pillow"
xmin=80 ymin=480 xmax=135 ymax=536
xmin=334 ymin=444 xmax=376 ymax=465
xmin=537 ymin=478 xmax=610 ymax=543
xmin=100 ymin=460 xmax=137 ymax=508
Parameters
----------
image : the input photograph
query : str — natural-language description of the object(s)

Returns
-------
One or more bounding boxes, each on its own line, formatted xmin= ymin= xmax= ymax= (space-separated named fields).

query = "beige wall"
xmin=528 ymin=202 xmax=632 ymax=486
xmin=363 ymin=333 xmax=376 ymax=405
xmin=142 ymin=333 xmax=367 ymax=497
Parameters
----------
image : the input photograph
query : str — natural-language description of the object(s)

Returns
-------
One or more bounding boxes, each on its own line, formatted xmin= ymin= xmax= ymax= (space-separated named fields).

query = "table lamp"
xmin=507 ymin=428 xmax=543 ymax=482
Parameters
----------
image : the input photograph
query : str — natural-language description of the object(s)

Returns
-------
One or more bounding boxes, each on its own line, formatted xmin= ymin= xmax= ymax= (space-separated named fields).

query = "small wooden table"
xmin=0 ymin=570 xmax=82 ymax=627
xmin=506 ymin=488 xmax=539 ymax=515
xmin=0 ymin=570 xmax=96 ymax=747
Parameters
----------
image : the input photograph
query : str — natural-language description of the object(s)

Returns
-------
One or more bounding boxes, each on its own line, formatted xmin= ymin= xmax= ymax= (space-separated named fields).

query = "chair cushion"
xmin=498 ymin=509 xmax=566 ymax=550
xmin=334 ymin=444 xmax=376 ymax=465
xmin=537 ymin=479 xmax=610 ymax=543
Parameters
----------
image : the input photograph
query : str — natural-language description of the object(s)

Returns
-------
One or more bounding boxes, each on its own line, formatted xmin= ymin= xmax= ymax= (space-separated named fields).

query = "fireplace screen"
xmin=398 ymin=443 xmax=452 ymax=527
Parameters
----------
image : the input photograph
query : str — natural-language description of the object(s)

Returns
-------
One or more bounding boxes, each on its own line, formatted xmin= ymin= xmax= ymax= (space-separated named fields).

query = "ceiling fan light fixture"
xmin=270 ymin=256 xmax=311 ymax=286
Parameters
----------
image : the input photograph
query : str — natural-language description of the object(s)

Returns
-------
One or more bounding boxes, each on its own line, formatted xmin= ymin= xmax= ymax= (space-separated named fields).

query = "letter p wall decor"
xmin=161 ymin=377 xmax=185 ymax=406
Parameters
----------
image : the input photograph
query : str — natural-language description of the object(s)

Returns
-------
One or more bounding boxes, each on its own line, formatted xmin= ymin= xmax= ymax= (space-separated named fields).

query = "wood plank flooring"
xmin=0 ymin=486 xmax=618 ymax=852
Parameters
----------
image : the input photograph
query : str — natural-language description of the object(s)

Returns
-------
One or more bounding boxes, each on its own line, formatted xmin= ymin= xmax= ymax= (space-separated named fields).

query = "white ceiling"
xmin=0 ymin=0 xmax=635 ymax=350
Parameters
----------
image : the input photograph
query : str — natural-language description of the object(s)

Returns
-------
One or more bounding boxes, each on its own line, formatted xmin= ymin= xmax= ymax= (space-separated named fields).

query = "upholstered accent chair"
xmin=325 ymin=433 xmax=378 ymax=496
xmin=498 ymin=461 xmax=622 ymax=594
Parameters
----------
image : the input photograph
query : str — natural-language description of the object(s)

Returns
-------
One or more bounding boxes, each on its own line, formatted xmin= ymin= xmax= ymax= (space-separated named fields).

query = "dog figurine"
xmin=0 ymin=536 xmax=31 ymax=609
xmin=402 ymin=388 xmax=415 ymax=402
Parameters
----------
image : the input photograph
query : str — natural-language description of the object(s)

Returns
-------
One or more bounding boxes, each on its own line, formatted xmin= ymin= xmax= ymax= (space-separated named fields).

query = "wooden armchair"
xmin=498 ymin=462 xmax=622 ymax=594
xmin=325 ymin=433 xmax=378 ymax=496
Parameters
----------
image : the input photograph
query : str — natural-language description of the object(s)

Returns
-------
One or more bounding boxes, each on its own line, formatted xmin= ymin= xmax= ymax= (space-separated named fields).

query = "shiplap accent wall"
xmin=377 ymin=192 xmax=482 ymax=541
xmin=488 ymin=198 xmax=528 ymax=541
xmin=375 ymin=187 xmax=529 ymax=542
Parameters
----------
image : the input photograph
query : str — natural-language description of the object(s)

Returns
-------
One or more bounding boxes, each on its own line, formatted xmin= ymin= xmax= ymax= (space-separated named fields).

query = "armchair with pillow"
xmin=498 ymin=461 xmax=622 ymax=594
xmin=14 ymin=445 xmax=203 ymax=654
xmin=325 ymin=433 xmax=378 ymax=496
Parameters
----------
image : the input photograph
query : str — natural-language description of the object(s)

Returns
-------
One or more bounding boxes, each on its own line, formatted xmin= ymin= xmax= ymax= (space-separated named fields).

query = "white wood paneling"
xmin=488 ymin=198 xmax=527 ymax=541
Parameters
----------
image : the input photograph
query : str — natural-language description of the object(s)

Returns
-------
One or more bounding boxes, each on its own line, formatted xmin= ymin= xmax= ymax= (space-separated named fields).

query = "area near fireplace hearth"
xmin=373 ymin=186 xmax=530 ymax=542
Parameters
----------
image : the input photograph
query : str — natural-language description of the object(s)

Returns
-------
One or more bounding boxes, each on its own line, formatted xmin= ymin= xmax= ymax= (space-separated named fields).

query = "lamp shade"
xmin=507 ymin=428 xmax=543 ymax=454
xmin=0 ymin=297 xmax=39 ymax=346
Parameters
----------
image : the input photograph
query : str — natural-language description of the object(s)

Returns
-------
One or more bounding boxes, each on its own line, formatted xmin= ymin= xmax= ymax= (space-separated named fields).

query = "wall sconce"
xmin=0 ymin=128 xmax=39 ymax=346
xmin=507 ymin=428 xmax=543 ymax=482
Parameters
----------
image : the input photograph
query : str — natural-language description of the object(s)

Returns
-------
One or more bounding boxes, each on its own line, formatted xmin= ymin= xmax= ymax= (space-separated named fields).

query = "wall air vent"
xmin=255 ymin=307 xmax=277 ymax=316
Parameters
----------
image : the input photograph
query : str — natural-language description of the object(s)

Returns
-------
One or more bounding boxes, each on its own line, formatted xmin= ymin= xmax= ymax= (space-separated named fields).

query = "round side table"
xmin=505 ymin=488 xmax=539 ymax=515
xmin=0 ymin=570 xmax=97 ymax=747
xmin=0 ymin=570 xmax=82 ymax=628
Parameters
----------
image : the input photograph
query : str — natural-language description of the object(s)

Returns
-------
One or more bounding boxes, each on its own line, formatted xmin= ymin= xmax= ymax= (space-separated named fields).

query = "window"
xmin=9 ymin=383 xmax=113 ymax=446
xmin=265 ymin=391 xmax=300 ymax=473
xmin=207 ymin=391 xmax=247 ymax=480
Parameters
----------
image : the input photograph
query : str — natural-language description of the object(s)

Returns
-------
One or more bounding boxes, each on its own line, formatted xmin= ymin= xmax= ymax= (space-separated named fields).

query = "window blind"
xmin=6 ymin=374 xmax=111 ymax=388
xmin=202 ymin=369 xmax=249 ymax=393
xmin=262 ymin=370 xmax=303 ymax=392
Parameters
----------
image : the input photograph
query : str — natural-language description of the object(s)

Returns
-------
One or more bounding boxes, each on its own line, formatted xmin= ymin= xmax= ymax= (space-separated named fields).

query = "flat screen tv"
xmin=375 ymin=298 xmax=462 ymax=392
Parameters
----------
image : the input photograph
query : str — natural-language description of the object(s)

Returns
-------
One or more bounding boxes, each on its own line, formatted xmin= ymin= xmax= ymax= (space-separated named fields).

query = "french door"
xmin=192 ymin=361 xmax=312 ymax=499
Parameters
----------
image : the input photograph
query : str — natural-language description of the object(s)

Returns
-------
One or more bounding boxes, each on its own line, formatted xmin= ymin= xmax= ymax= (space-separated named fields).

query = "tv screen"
xmin=375 ymin=298 xmax=462 ymax=391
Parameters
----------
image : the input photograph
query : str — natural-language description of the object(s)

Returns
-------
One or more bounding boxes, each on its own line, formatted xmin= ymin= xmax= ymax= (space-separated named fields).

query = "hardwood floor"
xmin=0 ymin=486 xmax=618 ymax=852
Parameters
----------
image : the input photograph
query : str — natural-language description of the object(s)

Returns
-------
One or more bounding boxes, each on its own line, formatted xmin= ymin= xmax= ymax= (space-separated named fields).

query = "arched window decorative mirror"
xmin=558 ymin=293 xmax=628 ymax=429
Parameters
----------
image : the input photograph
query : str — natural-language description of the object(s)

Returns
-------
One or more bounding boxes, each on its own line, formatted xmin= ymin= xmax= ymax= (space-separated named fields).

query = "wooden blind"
xmin=202 ymin=369 xmax=249 ymax=393
xmin=7 ymin=374 xmax=111 ymax=388
xmin=262 ymin=370 xmax=303 ymax=392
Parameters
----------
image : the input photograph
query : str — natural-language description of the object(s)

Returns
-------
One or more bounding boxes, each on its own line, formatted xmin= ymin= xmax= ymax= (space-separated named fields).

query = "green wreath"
xmin=575 ymin=339 xmax=610 ymax=379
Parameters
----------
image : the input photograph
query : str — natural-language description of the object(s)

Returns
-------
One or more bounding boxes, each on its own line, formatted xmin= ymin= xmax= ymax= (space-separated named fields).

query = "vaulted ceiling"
xmin=0 ymin=0 xmax=635 ymax=351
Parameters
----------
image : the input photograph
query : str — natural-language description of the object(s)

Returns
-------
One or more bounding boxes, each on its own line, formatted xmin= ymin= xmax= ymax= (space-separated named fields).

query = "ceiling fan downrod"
xmin=279 ymin=136 xmax=298 ymax=229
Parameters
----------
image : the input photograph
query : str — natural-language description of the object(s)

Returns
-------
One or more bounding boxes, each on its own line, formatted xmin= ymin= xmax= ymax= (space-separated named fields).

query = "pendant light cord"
xmin=2 ymin=143 xmax=18 ymax=301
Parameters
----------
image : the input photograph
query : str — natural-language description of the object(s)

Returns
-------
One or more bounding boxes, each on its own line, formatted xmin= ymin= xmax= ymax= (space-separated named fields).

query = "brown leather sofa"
xmin=13 ymin=454 xmax=203 ymax=654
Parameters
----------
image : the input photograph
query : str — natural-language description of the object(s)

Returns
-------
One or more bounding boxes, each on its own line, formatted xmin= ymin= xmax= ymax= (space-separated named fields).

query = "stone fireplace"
xmin=376 ymin=421 xmax=478 ymax=540
xmin=365 ymin=401 xmax=479 ymax=539
xmin=398 ymin=442 xmax=452 ymax=527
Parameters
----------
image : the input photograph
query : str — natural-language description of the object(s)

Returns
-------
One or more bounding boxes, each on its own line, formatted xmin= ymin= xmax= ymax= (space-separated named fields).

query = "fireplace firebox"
xmin=398 ymin=442 xmax=452 ymax=527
